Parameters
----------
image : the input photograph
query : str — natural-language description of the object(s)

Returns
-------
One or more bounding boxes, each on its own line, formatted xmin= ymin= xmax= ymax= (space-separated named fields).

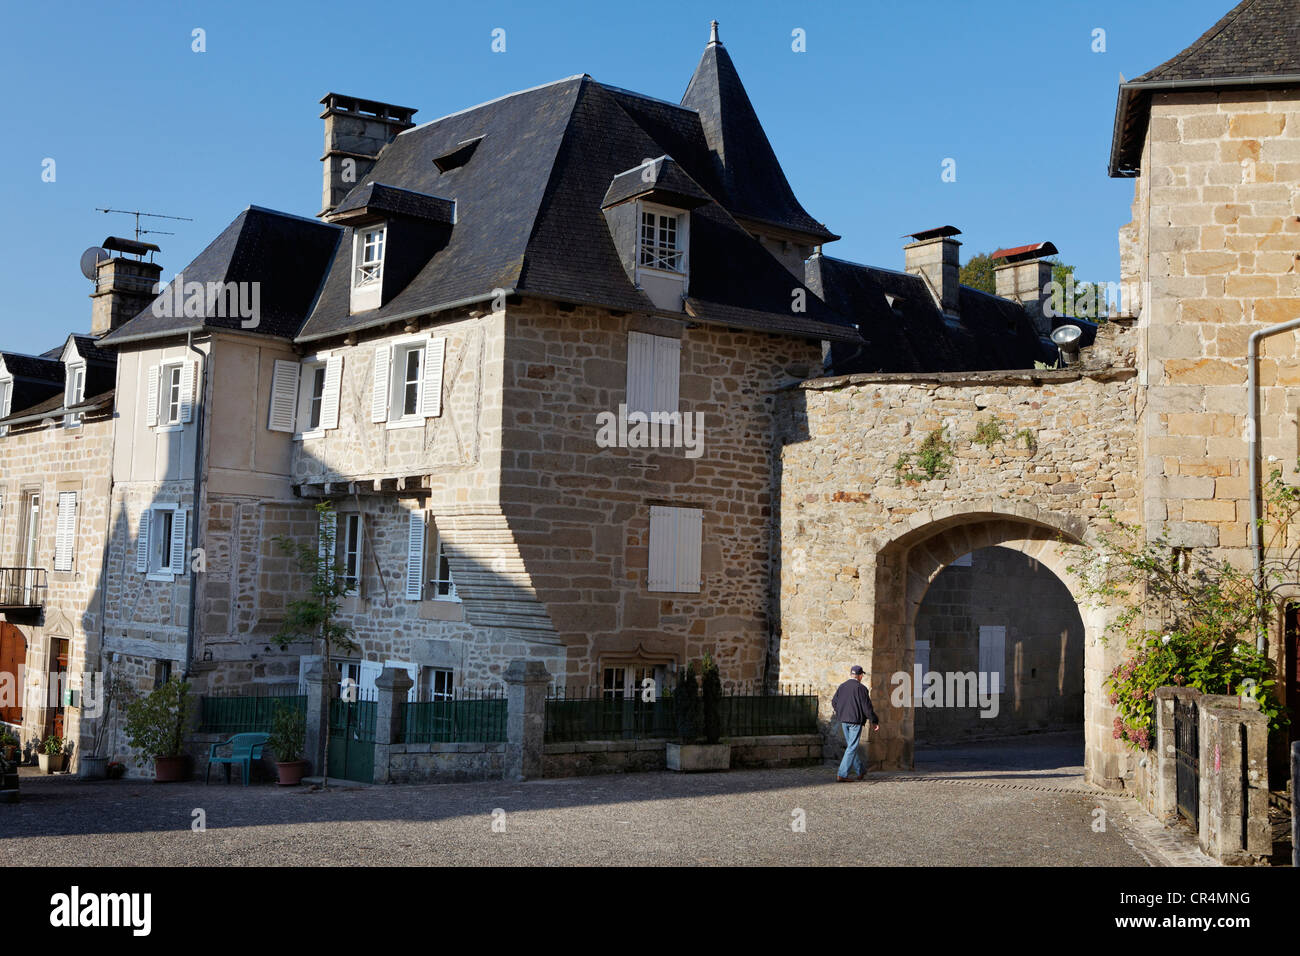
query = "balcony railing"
xmin=0 ymin=568 xmax=47 ymax=610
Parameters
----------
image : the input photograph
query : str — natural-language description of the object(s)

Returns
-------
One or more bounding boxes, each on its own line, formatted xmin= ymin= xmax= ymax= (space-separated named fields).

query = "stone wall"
xmin=914 ymin=545 xmax=1084 ymax=743
xmin=0 ymin=406 xmax=114 ymax=767
xmin=542 ymin=734 xmax=824 ymax=777
xmin=774 ymin=340 xmax=1141 ymax=787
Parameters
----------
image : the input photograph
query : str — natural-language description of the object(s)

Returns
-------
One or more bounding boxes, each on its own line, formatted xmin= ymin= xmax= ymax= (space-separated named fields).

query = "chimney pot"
xmin=90 ymin=250 xmax=163 ymax=336
xmin=993 ymin=242 xmax=1057 ymax=337
xmin=903 ymin=227 xmax=962 ymax=318
xmin=319 ymin=92 xmax=417 ymax=217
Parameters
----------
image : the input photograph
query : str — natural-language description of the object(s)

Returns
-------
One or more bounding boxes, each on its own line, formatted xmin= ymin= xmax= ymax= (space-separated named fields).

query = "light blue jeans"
xmin=838 ymin=722 xmax=864 ymax=778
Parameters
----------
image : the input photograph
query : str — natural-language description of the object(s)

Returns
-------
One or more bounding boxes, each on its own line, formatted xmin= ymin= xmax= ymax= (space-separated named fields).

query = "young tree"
xmin=273 ymin=501 xmax=358 ymax=788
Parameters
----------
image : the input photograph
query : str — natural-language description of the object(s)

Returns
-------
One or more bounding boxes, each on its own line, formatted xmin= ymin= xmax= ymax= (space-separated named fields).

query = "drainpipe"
xmin=183 ymin=331 xmax=207 ymax=678
xmin=1247 ymin=316 xmax=1300 ymax=651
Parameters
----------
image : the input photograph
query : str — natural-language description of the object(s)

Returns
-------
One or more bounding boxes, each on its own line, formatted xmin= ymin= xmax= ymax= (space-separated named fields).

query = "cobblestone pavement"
xmin=0 ymin=734 xmax=1211 ymax=866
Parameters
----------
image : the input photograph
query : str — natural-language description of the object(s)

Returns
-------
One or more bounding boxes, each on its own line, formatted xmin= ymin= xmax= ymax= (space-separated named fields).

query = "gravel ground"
xmin=0 ymin=734 xmax=1174 ymax=866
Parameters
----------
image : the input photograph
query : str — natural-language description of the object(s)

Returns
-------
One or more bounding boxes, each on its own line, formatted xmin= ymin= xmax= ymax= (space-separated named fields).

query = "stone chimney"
xmin=89 ymin=237 xmax=163 ymax=336
xmin=903 ymin=226 xmax=962 ymax=318
xmin=993 ymin=241 xmax=1057 ymax=337
xmin=319 ymin=93 xmax=417 ymax=216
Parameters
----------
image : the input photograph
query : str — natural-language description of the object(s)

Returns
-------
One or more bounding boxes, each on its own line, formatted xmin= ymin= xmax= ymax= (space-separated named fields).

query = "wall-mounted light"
xmin=1050 ymin=325 xmax=1082 ymax=366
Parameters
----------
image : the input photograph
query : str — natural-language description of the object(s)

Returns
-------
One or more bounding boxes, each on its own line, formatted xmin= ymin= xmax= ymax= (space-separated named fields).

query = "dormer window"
xmin=356 ymin=226 xmax=385 ymax=287
xmin=65 ymin=364 xmax=86 ymax=428
xmin=639 ymin=208 xmax=684 ymax=273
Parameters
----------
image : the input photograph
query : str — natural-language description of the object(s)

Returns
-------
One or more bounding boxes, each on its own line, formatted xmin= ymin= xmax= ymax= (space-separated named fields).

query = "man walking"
xmin=831 ymin=665 xmax=879 ymax=781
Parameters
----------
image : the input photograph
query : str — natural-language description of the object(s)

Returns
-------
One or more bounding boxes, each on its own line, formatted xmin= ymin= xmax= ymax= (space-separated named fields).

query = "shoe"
xmin=855 ymin=773 xmax=866 ymax=781
xmin=836 ymin=775 xmax=850 ymax=782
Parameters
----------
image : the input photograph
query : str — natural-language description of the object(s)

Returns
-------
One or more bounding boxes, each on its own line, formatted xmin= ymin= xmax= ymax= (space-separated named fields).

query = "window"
xmin=639 ymin=209 xmax=683 ymax=272
xmin=426 ymin=668 xmax=454 ymax=701
xmin=65 ymin=364 xmax=85 ymax=428
xmin=371 ymin=337 xmax=445 ymax=427
xmin=625 ymin=331 xmax=681 ymax=416
xmin=978 ymin=625 xmax=1006 ymax=695
xmin=647 ymin=506 xmax=702 ymax=593
xmin=267 ymin=355 xmax=342 ymax=436
xmin=136 ymin=504 xmax=187 ymax=580
xmin=154 ymin=660 xmax=172 ymax=689
xmin=145 ymin=360 xmax=194 ymax=431
xmin=356 ymin=227 xmax=385 ymax=287
xmin=53 ymin=492 xmax=77 ymax=572
xmin=404 ymin=511 xmax=458 ymax=602
xmin=337 ymin=512 xmax=363 ymax=593
xmin=0 ymin=377 xmax=11 ymax=437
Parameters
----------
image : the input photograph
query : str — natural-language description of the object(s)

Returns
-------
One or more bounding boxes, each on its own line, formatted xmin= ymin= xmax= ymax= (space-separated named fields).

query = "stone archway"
xmin=862 ymin=500 xmax=1127 ymax=789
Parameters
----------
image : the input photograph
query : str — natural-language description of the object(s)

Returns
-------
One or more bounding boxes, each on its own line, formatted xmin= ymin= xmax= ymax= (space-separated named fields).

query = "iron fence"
xmin=400 ymin=689 xmax=507 ymax=743
xmin=544 ymin=685 xmax=819 ymax=743
xmin=198 ymin=692 xmax=306 ymax=735
xmin=0 ymin=567 xmax=47 ymax=609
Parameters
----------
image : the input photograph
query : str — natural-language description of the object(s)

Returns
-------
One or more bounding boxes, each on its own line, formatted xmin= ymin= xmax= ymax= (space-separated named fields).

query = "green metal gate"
xmin=328 ymin=694 xmax=376 ymax=783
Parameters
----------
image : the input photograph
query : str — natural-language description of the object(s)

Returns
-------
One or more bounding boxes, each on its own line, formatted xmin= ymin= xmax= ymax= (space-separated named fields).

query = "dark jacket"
xmin=831 ymin=678 xmax=878 ymax=726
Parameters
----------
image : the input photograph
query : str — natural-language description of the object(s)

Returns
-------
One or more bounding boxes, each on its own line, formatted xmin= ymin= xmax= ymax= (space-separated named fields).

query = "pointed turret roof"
xmin=681 ymin=21 xmax=837 ymax=243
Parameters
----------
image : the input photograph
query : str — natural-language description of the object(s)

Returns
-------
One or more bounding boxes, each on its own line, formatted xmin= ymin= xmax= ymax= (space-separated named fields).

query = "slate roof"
xmin=0 ymin=351 xmax=64 ymax=416
xmin=602 ymin=156 xmax=712 ymax=209
xmin=680 ymin=34 xmax=837 ymax=242
xmin=299 ymin=74 xmax=857 ymax=344
xmin=102 ymin=206 xmax=341 ymax=344
xmin=331 ymin=182 xmax=456 ymax=225
xmin=806 ymin=255 xmax=1055 ymax=374
xmin=1109 ymin=0 xmax=1300 ymax=175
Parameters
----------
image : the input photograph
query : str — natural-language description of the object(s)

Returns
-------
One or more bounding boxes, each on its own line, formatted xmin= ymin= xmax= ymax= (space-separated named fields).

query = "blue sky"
xmin=0 ymin=0 xmax=1233 ymax=357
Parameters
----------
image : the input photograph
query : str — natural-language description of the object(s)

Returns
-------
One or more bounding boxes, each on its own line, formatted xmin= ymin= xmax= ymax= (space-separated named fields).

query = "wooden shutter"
xmin=673 ymin=507 xmax=702 ymax=592
xmin=914 ymin=640 xmax=931 ymax=704
xmin=169 ymin=510 xmax=188 ymax=575
xmin=358 ymin=660 xmax=383 ymax=697
xmin=135 ymin=510 xmax=151 ymax=572
xmin=370 ymin=345 xmax=390 ymax=423
xmin=405 ymin=510 xmax=425 ymax=600
xmin=144 ymin=365 xmax=160 ymax=427
xmin=421 ymin=338 xmax=446 ymax=418
xmin=54 ymin=492 xmax=77 ymax=572
xmin=626 ymin=332 xmax=655 ymax=415
xmin=320 ymin=355 xmax=343 ymax=430
xmin=652 ymin=336 xmax=681 ymax=414
xmin=267 ymin=360 xmax=300 ymax=433
xmin=978 ymin=625 xmax=1006 ymax=694
xmin=179 ymin=361 xmax=197 ymax=424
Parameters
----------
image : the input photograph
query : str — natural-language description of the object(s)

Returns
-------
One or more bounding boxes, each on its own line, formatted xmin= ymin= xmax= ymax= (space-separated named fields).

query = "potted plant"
xmin=105 ymin=761 xmax=126 ymax=780
xmin=268 ymin=702 xmax=308 ymax=785
xmin=123 ymin=677 xmax=195 ymax=782
xmin=666 ymin=655 xmax=731 ymax=772
xmin=79 ymin=670 xmax=127 ymax=780
xmin=37 ymin=735 xmax=67 ymax=774
xmin=1 ymin=732 xmax=17 ymax=763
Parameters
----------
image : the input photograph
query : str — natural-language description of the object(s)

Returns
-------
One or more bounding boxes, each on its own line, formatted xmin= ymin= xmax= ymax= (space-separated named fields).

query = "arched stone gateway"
xmin=864 ymin=502 xmax=1128 ymax=788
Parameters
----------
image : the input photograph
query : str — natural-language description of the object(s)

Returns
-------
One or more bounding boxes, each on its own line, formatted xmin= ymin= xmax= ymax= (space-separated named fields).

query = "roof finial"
xmin=709 ymin=20 xmax=720 ymax=45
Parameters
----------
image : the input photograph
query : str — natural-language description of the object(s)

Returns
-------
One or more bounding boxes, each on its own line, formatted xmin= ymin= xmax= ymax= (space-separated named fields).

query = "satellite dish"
xmin=1051 ymin=325 xmax=1082 ymax=347
xmin=79 ymin=246 xmax=110 ymax=280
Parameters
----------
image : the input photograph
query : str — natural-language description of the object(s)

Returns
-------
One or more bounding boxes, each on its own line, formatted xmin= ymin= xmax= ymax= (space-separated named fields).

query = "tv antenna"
xmin=94 ymin=207 xmax=193 ymax=241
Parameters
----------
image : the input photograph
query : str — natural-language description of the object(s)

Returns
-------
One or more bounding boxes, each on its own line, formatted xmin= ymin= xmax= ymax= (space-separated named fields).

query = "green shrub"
xmin=124 ymin=678 xmax=194 ymax=758
xmin=268 ymin=703 xmax=306 ymax=763
xmin=40 ymin=734 xmax=63 ymax=756
xmin=674 ymin=663 xmax=700 ymax=743
xmin=700 ymin=654 xmax=723 ymax=745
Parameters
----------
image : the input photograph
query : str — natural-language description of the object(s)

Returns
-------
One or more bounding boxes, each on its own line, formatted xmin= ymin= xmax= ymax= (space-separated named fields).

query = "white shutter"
xmin=54 ymin=492 xmax=77 ymax=572
xmin=320 ymin=355 xmax=343 ymax=430
xmin=914 ymin=640 xmax=931 ymax=704
xmin=179 ymin=360 xmax=196 ymax=424
xmin=358 ymin=661 xmax=383 ymax=698
xmin=648 ymin=506 xmax=674 ymax=592
xmin=135 ymin=510 xmax=151 ymax=572
xmin=421 ymin=338 xmax=446 ymax=418
xmin=268 ymin=360 xmax=300 ymax=433
xmin=673 ymin=507 xmax=702 ymax=592
xmin=371 ymin=345 xmax=390 ymax=423
xmin=978 ymin=625 xmax=1006 ymax=695
xmin=626 ymin=332 xmax=655 ymax=415
xmin=384 ymin=660 xmax=420 ymax=702
xmin=145 ymin=365 xmax=160 ymax=427
xmin=652 ymin=336 xmax=681 ymax=414
xmin=169 ymin=509 xmax=188 ymax=575
xmin=405 ymin=510 xmax=425 ymax=600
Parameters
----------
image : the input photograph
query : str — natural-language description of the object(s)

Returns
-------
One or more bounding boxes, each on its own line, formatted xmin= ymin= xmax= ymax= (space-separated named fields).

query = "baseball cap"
xmin=849 ymin=665 xmax=864 ymax=675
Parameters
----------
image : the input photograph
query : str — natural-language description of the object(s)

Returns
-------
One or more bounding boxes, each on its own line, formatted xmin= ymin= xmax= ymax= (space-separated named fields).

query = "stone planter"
xmin=37 ymin=752 xmax=68 ymax=774
xmin=78 ymin=755 xmax=109 ymax=780
xmin=666 ymin=742 xmax=730 ymax=772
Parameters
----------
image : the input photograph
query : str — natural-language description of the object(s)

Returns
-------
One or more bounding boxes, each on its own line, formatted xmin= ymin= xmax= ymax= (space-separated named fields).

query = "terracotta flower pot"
xmin=153 ymin=755 xmax=189 ymax=783
xmin=275 ymin=760 xmax=308 ymax=786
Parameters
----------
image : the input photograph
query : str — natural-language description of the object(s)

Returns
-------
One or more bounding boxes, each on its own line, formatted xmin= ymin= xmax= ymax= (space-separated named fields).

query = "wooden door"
xmin=51 ymin=638 xmax=68 ymax=740
xmin=0 ymin=623 xmax=24 ymax=726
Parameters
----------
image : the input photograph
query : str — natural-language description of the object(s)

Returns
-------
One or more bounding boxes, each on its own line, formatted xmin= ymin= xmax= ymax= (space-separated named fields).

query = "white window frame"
xmin=297 ymin=361 xmax=328 ymax=437
xmin=142 ymin=503 xmax=186 ymax=582
xmin=647 ymin=505 xmax=702 ymax=593
xmin=626 ymin=331 xmax=681 ymax=417
xmin=425 ymin=668 xmax=454 ymax=701
xmin=64 ymin=363 xmax=86 ymax=429
xmin=335 ymin=511 xmax=363 ymax=594
xmin=0 ymin=376 xmax=12 ymax=437
xmin=376 ymin=335 xmax=445 ymax=430
xmin=637 ymin=202 xmax=688 ymax=274
xmin=354 ymin=225 xmax=386 ymax=288
xmin=426 ymin=519 xmax=459 ymax=602
xmin=151 ymin=360 xmax=193 ymax=433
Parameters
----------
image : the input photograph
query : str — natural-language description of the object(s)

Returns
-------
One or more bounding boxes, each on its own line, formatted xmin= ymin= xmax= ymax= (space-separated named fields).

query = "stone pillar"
xmin=373 ymin=666 xmax=413 ymax=785
xmin=1198 ymin=694 xmax=1269 ymax=864
xmin=505 ymin=660 xmax=551 ymax=781
xmin=1152 ymin=687 xmax=1193 ymax=821
xmin=303 ymin=663 xmax=330 ymax=779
